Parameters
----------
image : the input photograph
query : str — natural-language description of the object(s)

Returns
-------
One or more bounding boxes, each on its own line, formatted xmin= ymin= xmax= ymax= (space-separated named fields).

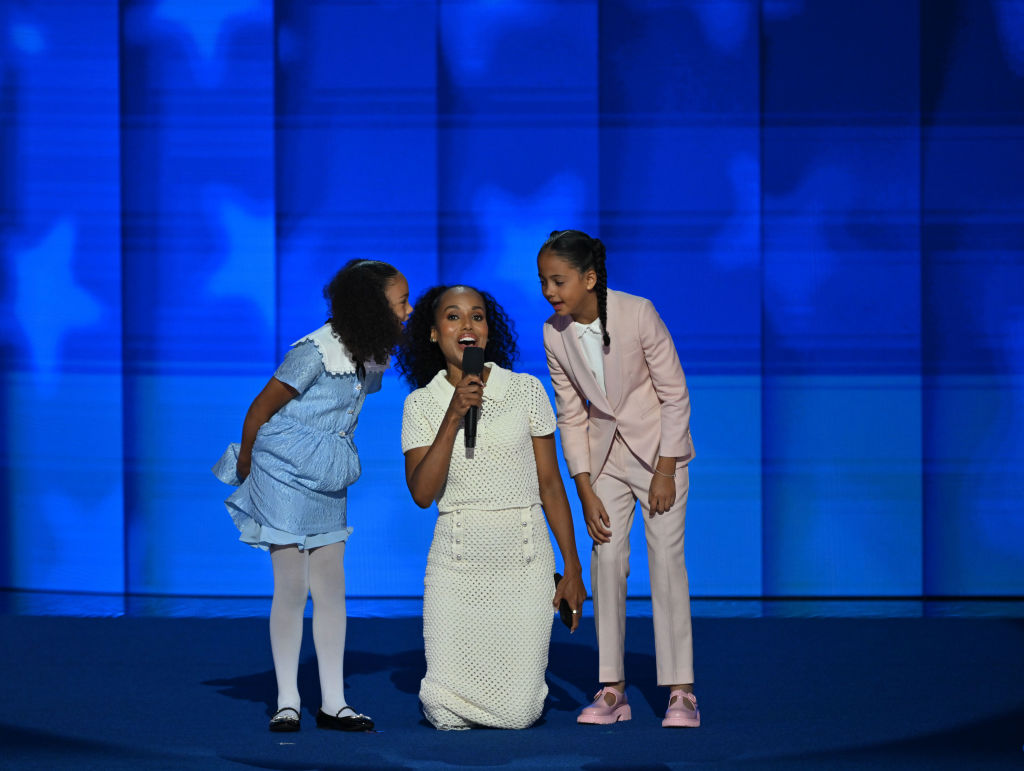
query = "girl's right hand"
xmin=580 ymin=491 xmax=612 ymax=543
xmin=446 ymin=374 xmax=484 ymax=419
xmin=236 ymin=455 xmax=251 ymax=481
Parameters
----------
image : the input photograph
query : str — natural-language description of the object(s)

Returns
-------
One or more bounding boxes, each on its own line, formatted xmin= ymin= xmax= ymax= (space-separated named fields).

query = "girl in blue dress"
xmin=213 ymin=259 xmax=412 ymax=733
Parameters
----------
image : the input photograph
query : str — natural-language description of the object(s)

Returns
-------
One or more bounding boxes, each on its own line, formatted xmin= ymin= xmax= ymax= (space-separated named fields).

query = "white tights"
xmin=269 ymin=540 xmax=348 ymax=715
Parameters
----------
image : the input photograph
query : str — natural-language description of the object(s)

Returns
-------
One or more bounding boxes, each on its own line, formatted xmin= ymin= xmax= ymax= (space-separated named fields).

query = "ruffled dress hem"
xmin=232 ymin=508 xmax=352 ymax=552
xmin=214 ymin=441 xmax=353 ymax=552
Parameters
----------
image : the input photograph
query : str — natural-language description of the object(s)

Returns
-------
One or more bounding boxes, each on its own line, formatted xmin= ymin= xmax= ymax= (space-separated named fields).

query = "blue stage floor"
xmin=2 ymin=611 xmax=1023 ymax=770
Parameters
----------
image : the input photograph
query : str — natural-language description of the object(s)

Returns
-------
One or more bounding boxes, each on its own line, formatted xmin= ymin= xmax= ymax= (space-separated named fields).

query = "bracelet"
xmin=653 ymin=468 xmax=675 ymax=478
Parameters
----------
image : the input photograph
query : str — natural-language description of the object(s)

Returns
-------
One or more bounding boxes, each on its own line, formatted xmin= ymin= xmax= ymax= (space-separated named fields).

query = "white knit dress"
xmin=401 ymin=364 xmax=558 ymax=730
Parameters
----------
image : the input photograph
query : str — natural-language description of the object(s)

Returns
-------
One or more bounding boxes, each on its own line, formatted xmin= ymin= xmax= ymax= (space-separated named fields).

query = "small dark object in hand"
xmin=553 ymin=572 xmax=574 ymax=629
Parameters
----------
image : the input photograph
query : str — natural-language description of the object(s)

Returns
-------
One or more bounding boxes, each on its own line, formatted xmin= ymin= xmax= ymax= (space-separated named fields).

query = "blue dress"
xmin=213 ymin=324 xmax=385 ymax=550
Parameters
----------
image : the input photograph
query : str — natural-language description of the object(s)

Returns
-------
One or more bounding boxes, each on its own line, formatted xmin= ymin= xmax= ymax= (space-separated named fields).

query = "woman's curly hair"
xmin=323 ymin=259 xmax=403 ymax=378
xmin=395 ymin=285 xmax=519 ymax=390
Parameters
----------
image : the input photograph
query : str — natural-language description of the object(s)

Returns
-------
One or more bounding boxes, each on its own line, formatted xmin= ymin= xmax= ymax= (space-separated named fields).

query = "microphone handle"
xmin=465 ymin=405 xmax=478 ymax=449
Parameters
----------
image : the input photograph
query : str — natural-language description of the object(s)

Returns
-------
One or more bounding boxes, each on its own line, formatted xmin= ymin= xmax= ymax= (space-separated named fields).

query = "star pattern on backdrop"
xmin=150 ymin=0 xmax=264 ymax=63
xmin=11 ymin=219 xmax=102 ymax=377
xmin=204 ymin=190 xmax=275 ymax=332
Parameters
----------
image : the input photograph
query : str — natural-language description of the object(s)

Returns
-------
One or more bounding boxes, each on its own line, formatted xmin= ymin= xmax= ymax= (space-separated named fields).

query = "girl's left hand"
xmin=553 ymin=571 xmax=587 ymax=633
xmin=648 ymin=473 xmax=676 ymax=516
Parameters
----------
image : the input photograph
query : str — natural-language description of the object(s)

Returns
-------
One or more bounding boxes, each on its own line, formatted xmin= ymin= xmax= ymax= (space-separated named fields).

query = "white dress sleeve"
xmin=525 ymin=375 xmax=557 ymax=437
xmin=401 ymin=390 xmax=437 ymax=453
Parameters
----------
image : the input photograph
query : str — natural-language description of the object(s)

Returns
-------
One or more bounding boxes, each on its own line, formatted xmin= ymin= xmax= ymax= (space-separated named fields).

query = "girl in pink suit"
xmin=537 ymin=229 xmax=699 ymax=728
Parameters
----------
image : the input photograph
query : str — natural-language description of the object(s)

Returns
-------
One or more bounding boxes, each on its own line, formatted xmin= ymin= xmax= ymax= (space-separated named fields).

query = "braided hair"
xmin=395 ymin=285 xmax=519 ymax=390
xmin=538 ymin=229 xmax=610 ymax=347
xmin=323 ymin=259 xmax=403 ymax=379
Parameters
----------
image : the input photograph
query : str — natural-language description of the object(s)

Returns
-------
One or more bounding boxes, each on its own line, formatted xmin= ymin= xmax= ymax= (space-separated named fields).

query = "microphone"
xmin=461 ymin=346 xmax=485 ymax=450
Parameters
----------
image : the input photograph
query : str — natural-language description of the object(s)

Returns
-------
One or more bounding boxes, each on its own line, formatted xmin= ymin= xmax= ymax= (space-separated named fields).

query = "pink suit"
xmin=543 ymin=289 xmax=696 ymax=685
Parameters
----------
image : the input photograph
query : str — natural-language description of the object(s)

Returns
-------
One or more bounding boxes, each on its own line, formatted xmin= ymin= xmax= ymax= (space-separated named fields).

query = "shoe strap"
xmin=593 ymin=686 xmax=625 ymax=705
xmin=335 ymin=706 xmax=368 ymax=719
xmin=272 ymin=707 xmax=300 ymax=720
xmin=669 ymin=689 xmax=697 ymax=708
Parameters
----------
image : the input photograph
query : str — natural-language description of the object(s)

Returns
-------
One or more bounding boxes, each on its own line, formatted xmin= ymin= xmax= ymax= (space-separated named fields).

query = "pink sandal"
xmin=662 ymin=688 xmax=700 ymax=728
xmin=577 ymin=686 xmax=631 ymax=725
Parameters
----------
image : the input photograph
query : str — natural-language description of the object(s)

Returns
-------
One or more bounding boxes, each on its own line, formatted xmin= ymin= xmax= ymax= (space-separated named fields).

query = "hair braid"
xmin=592 ymin=238 xmax=611 ymax=347
xmin=538 ymin=228 xmax=612 ymax=348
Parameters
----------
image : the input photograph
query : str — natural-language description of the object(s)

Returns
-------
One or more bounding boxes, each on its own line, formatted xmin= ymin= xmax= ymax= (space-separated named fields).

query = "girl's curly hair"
xmin=324 ymin=259 xmax=403 ymax=378
xmin=395 ymin=285 xmax=519 ymax=390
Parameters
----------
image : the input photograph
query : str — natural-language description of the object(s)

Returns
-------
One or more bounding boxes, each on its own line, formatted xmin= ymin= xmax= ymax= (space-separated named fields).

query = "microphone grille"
xmin=461 ymin=346 xmax=486 ymax=375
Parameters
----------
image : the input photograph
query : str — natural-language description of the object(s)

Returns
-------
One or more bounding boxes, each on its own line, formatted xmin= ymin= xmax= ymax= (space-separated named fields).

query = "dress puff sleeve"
xmin=401 ymin=391 xmax=436 ymax=453
xmin=525 ymin=375 xmax=557 ymax=437
xmin=272 ymin=341 xmax=322 ymax=395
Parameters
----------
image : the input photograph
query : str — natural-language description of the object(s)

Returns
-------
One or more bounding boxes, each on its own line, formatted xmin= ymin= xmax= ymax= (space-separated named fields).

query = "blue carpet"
xmin=1 ymin=615 xmax=1022 ymax=769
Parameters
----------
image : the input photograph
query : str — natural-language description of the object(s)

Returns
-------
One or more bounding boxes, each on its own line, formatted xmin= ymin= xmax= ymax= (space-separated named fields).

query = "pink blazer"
xmin=543 ymin=289 xmax=695 ymax=480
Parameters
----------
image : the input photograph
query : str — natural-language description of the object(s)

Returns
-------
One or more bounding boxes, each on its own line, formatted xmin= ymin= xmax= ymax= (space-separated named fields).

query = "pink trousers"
xmin=590 ymin=435 xmax=694 ymax=686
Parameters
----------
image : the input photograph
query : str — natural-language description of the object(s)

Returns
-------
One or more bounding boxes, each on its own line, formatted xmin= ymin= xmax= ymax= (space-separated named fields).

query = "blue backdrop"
xmin=2 ymin=0 xmax=1022 ymax=598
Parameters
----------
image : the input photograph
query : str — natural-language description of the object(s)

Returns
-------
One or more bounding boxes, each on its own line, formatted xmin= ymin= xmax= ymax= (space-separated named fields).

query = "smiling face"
xmin=537 ymin=249 xmax=599 ymax=323
xmin=384 ymin=273 xmax=413 ymax=324
xmin=431 ymin=286 xmax=489 ymax=372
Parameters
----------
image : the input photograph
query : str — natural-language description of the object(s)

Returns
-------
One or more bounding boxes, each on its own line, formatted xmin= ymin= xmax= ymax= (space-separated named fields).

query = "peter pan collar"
xmin=424 ymin=362 xmax=510 ymax=411
xmin=292 ymin=323 xmax=389 ymax=377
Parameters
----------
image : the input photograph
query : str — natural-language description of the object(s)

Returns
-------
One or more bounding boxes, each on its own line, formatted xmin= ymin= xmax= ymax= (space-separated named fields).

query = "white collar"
xmin=291 ymin=323 xmax=389 ymax=376
xmin=574 ymin=317 xmax=603 ymax=338
xmin=424 ymin=362 xmax=510 ymax=411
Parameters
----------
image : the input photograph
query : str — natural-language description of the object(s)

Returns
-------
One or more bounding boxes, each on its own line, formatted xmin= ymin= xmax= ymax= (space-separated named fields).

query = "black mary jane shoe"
xmin=316 ymin=706 xmax=375 ymax=732
xmin=269 ymin=706 xmax=301 ymax=732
